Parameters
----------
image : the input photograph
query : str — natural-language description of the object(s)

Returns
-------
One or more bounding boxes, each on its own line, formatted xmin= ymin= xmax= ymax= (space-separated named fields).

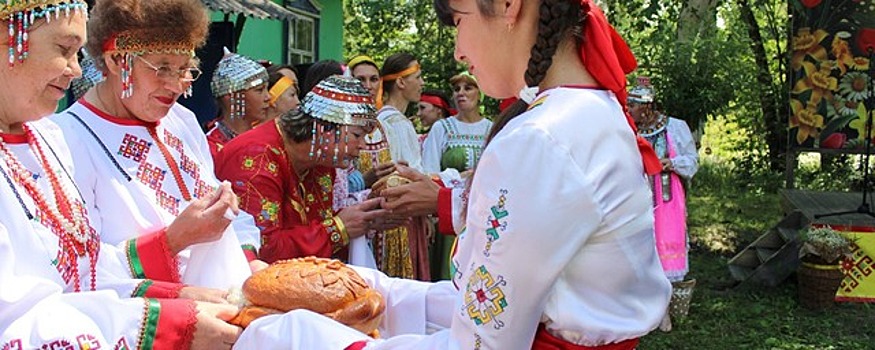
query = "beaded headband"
xmin=302 ymin=75 xmax=376 ymax=127
xmin=2 ymin=0 xmax=88 ymax=67
xmin=101 ymin=29 xmax=200 ymax=99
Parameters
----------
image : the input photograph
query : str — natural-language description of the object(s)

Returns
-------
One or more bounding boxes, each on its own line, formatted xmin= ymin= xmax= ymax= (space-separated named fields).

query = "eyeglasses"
xmin=137 ymin=55 xmax=202 ymax=82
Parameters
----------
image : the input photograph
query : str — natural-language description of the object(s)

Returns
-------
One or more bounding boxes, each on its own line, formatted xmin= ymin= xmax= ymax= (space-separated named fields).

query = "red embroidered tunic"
xmin=205 ymin=125 xmax=233 ymax=161
xmin=215 ymin=121 xmax=348 ymax=263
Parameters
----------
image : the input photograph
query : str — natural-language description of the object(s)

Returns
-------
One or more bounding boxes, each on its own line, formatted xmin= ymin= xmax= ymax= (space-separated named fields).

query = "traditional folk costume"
xmin=421 ymin=117 xmax=492 ymax=174
xmin=422 ymin=116 xmax=492 ymax=280
xmin=216 ymin=76 xmax=377 ymax=264
xmin=236 ymin=1 xmax=671 ymax=347
xmin=0 ymin=117 xmax=203 ymax=350
xmin=236 ymin=88 xmax=672 ymax=350
xmin=1 ymin=4 xmax=198 ymax=338
xmin=628 ymin=82 xmax=699 ymax=282
xmin=51 ymin=30 xmax=257 ymax=290
xmin=371 ymin=105 xmax=431 ymax=281
xmin=205 ymin=51 xmax=269 ymax=159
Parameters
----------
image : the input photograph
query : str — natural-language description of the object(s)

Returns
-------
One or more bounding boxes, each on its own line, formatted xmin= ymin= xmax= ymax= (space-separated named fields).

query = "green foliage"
xmin=344 ymin=0 xmax=464 ymax=102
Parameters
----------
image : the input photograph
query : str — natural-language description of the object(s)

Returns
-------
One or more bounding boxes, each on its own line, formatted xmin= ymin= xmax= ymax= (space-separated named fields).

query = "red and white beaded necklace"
xmin=0 ymin=125 xmax=98 ymax=292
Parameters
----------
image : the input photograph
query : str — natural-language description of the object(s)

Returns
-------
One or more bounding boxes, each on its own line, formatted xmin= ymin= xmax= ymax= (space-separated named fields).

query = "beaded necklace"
xmin=0 ymin=125 xmax=98 ymax=292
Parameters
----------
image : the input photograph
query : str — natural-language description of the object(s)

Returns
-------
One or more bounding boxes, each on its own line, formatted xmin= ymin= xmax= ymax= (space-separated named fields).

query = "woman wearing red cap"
xmin=236 ymin=0 xmax=670 ymax=349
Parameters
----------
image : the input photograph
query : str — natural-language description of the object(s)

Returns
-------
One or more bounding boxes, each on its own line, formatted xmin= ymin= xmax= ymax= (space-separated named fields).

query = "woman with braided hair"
xmin=236 ymin=1 xmax=670 ymax=349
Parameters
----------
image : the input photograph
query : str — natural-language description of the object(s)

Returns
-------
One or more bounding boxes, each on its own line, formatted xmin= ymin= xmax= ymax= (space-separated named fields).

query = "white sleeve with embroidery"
xmin=0 ymin=224 xmax=145 ymax=350
xmin=667 ymin=117 xmax=698 ymax=180
xmin=446 ymin=124 xmax=603 ymax=348
xmin=421 ymin=120 xmax=448 ymax=174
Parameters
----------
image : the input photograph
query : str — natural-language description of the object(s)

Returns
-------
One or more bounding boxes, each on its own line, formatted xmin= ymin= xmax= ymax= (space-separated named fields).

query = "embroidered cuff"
xmin=132 ymin=280 xmax=184 ymax=299
xmin=139 ymin=299 xmax=197 ymax=350
xmin=126 ymin=229 xmax=181 ymax=283
xmin=323 ymin=216 xmax=350 ymax=253
xmin=242 ymin=244 xmax=258 ymax=262
xmin=437 ymin=187 xmax=455 ymax=235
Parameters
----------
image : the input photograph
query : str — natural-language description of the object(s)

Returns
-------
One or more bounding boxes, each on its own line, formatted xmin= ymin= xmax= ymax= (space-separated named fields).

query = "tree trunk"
xmin=736 ymin=0 xmax=786 ymax=171
xmin=677 ymin=0 xmax=718 ymax=42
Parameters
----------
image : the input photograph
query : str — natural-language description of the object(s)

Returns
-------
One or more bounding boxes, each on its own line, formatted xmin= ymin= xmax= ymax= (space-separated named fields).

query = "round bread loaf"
xmin=237 ymin=257 xmax=385 ymax=335
xmin=370 ymin=172 xmax=412 ymax=195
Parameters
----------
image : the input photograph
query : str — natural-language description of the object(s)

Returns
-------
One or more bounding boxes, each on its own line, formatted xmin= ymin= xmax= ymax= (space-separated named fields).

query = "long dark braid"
xmin=486 ymin=0 xmax=584 ymax=143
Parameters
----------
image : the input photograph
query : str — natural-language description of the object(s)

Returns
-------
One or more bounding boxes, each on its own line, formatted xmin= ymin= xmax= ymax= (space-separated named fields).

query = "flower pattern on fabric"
xmin=260 ymin=199 xmax=280 ymax=223
xmin=464 ymin=265 xmax=508 ymax=329
xmin=483 ymin=190 xmax=508 ymax=257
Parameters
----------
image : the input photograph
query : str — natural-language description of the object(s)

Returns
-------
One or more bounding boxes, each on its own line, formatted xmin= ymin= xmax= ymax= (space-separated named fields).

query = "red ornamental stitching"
xmin=113 ymin=337 xmax=131 ymax=350
xmin=193 ymin=179 xmax=211 ymax=199
xmin=179 ymin=153 xmax=199 ymax=181
xmin=118 ymin=134 xmax=151 ymax=162
xmin=2 ymin=339 xmax=22 ymax=350
xmin=39 ymin=338 xmax=74 ymax=350
xmin=136 ymin=162 xmax=166 ymax=191
xmin=162 ymin=129 xmax=184 ymax=153
xmin=156 ymin=189 xmax=181 ymax=215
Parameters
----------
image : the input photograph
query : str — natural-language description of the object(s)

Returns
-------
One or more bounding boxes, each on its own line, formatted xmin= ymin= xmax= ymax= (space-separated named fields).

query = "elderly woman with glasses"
xmin=52 ymin=0 xmax=263 ymax=290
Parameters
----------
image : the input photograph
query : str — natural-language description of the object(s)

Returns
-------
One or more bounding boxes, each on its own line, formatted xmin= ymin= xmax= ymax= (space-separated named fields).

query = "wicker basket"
xmin=669 ymin=279 xmax=696 ymax=320
xmin=797 ymin=262 xmax=844 ymax=310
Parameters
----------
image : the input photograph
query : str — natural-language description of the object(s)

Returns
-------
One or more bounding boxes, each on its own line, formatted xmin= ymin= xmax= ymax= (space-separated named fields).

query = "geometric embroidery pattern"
xmin=464 ymin=265 xmax=507 ymax=329
xmin=193 ymin=179 xmax=212 ymax=199
xmin=75 ymin=334 xmax=101 ymax=350
xmin=37 ymin=338 xmax=74 ymax=350
xmin=840 ymin=242 xmax=873 ymax=293
xmin=260 ymin=198 xmax=280 ymax=224
xmin=1 ymin=339 xmax=22 ymax=350
xmin=156 ymin=189 xmax=180 ymax=216
xmin=113 ymin=338 xmax=131 ymax=350
xmin=117 ymin=134 xmax=151 ymax=162
xmin=136 ymin=162 xmax=166 ymax=191
xmin=163 ymin=129 xmax=184 ymax=153
xmin=179 ymin=153 xmax=200 ymax=181
xmin=483 ymin=190 xmax=508 ymax=257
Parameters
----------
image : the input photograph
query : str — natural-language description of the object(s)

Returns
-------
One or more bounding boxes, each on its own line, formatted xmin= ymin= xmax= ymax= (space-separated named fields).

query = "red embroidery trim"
xmin=146 ymin=126 xmax=192 ymax=201
xmin=0 ymin=126 xmax=98 ymax=291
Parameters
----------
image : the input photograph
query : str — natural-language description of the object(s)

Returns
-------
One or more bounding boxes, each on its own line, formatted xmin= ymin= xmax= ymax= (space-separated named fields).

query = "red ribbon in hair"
xmin=420 ymin=94 xmax=456 ymax=116
xmin=578 ymin=0 xmax=661 ymax=175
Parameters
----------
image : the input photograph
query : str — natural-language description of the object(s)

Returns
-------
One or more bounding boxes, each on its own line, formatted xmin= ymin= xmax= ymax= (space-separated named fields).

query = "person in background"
xmin=416 ymin=89 xmax=454 ymax=142
xmin=215 ymin=76 xmax=400 ymax=263
xmin=421 ymin=72 xmax=493 ymax=280
xmin=235 ymin=0 xmax=670 ymax=348
xmin=299 ymin=59 xmax=344 ymax=100
xmin=627 ymin=76 xmax=699 ymax=332
xmin=205 ymin=51 xmax=271 ymax=158
xmin=264 ymin=64 xmax=300 ymax=121
xmin=0 ymin=0 xmax=241 ymax=348
xmin=348 ymin=55 xmax=382 ymax=100
xmin=52 ymin=0 xmax=262 ymax=289
xmin=422 ymin=71 xmax=492 ymax=175
xmin=370 ymin=52 xmax=431 ymax=281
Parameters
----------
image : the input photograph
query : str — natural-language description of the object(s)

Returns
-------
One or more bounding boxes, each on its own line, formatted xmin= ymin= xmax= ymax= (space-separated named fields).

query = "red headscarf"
xmin=578 ymin=0 xmax=662 ymax=175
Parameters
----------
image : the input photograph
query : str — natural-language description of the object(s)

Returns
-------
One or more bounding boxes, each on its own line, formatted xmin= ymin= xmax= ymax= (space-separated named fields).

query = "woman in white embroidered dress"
xmin=236 ymin=0 xmax=670 ymax=349
xmin=52 ymin=0 xmax=263 ymax=289
xmin=0 ymin=1 xmax=241 ymax=348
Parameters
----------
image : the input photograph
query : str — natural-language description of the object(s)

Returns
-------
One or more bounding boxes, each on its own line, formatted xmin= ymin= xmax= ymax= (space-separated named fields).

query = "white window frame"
xmin=287 ymin=16 xmax=316 ymax=64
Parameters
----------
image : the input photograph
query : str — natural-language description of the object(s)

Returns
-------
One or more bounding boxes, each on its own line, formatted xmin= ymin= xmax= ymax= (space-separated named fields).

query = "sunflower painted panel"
xmin=790 ymin=0 xmax=874 ymax=149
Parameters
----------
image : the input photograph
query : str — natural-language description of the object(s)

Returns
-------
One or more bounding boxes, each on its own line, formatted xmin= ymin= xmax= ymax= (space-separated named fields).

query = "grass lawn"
xmin=638 ymin=162 xmax=874 ymax=350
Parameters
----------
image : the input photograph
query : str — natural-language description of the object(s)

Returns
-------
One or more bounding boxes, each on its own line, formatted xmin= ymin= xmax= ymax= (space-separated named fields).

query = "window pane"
xmin=296 ymin=20 xmax=313 ymax=52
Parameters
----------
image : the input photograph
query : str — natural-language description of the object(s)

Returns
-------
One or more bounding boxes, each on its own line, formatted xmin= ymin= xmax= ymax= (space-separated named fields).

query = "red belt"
xmin=532 ymin=324 xmax=639 ymax=350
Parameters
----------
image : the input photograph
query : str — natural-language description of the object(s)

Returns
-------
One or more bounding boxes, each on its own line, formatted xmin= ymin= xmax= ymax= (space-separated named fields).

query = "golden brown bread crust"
xmin=228 ymin=305 xmax=283 ymax=328
xmin=370 ymin=172 xmax=412 ymax=196
xmin=238 ymin=257 xmax=385 ymax=335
